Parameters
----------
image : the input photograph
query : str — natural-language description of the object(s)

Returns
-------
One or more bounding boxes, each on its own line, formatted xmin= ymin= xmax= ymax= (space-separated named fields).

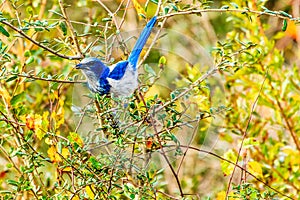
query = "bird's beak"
xmin=75 ymin=63 xmax=82 ymax=69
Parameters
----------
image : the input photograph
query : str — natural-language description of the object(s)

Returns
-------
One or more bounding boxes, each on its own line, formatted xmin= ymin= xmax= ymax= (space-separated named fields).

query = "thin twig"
xmin=226 ymin=70 xmax=268 ymax=198
xmin=58 ymin=0 xmax=83 ymax=57
xmin=167 ymin=145 xmax=293 ymax=200
xmin=176 ymin=118 xmax=200 ymax=174
xmin=153 ymin=67 xmax=218 ymax=114
xmin=157 ymin=8 xmax=299 ymax=21
xmin=272 ymin=86 xmax=300 ymax=151
xmin=148 ymin=110 xmax=184 ymax=197
xmin=0 ymin=20 xmax=83 ymax=60
xmin=11 ymin=72 xmax=84 ymax=84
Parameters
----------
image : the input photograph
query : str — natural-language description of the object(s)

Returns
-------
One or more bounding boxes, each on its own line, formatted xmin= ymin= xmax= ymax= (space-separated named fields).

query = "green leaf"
xmin=150 ymin=0 xmax=158 ymax=4
xmin=230 ymin=3 xmax=239 ymax=8
xmin=59 ymin=21 xmax=67 ymax=36
xmin=7 ymin=179 xmax=19 ymax=187
xmin=144 ymin=64 xmax=156 ymax=76
xmin=102 ymin=17 xmax=112 ymax=22
xmin=163 ymin=6 xmax=170 ymax=15
xmin=25 ymin=56 xmax=34 ymax=65
xmin=158 ymin=56 xmax=167 ymax=65
xmin=10 ymin=92 xmax=25 ymax=106
xmin=282 ymin=19 xmax=287 ymax=31
xmin=26 ymin=6 xmax=34 ymax=15
xmin=0 ymin=25 xmax=10 ymax=37
xmin=34 ymin=27 xmax=44 ymax=32
xmin=6 ymin=75 xmax=18 ymax=82
xmin=279 ymin=11 xmax=292 ymax=18
xmin=221 ymin=5 xmax=229 ymax=9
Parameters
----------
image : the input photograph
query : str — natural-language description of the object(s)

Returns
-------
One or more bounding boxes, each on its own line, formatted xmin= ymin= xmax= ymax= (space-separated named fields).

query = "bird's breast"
xmin=107 ymin=67 xmax=138 ymax=97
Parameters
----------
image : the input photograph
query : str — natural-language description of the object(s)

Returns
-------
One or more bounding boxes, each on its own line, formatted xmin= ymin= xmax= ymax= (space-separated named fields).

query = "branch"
xmin=157 ymin=8 xmax=299 ymax=21
xmin=226 ymin=70 xmax=268 ymax=197
xmin=168 ymin=145 xmax=293 ymax=200
xmin=152 ymin=67 xmax=218 ymax=114
xmin=11 ymin=72 xmax=84 ymax=84
xmin=0 ymin=20 xmax=83 ymax=60
xmin=58 ymin=0 xmax=83 ymax=58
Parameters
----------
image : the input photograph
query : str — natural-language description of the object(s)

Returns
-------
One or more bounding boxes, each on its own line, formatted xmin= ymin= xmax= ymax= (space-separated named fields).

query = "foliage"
xmin=0 ymin=0 xmax=299 ymax=199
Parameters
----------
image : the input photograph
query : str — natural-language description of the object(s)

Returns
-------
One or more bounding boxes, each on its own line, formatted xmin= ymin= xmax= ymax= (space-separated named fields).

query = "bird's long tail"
xmin=128 ymin=16 xmax=157 ymax=69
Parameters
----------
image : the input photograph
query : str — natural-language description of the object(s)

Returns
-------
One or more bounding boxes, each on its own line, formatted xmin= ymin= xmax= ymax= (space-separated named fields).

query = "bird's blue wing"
xmin=108 ymin=60 xmax=129 ymax=80
xmin=128 ymin=16 xmax=157 ymax=69
xmin=98 ymin=67 xmax=111 ymax=94
xmin=98 ymin=78 xmax=111 ymax=94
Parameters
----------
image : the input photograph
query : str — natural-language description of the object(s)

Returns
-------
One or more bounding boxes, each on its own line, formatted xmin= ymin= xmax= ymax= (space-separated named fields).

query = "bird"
xmin=75 ymin=16 xmax=157 ymax=97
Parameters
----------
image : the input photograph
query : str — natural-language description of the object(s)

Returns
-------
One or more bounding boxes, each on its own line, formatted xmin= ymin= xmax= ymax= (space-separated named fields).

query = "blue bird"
xmin=75 ymin=16 xmax=157 ymax=97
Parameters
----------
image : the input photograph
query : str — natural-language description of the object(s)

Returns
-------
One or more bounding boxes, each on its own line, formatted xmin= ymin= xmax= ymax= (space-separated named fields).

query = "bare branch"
xmin=226 ymin=70 xmax=268 ymax=198
xmin=58 ymin=0 xmax=83 ymax=58
xmin=0 ymin=20 xmax=83 ymax=60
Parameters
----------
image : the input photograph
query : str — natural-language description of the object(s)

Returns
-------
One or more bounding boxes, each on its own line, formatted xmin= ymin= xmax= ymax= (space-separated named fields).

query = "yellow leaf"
xmin=45 ymin=138 xmax=54 ymax=145
xmin=70 ymin=195 xmax=79 ymax=200
xmin=0 ymin=87 xmax=11 ymax=105
xmin=47 ymin=146 xmax=57 ymax=162
xmin=216 ymin=191 xmax=236 ymax=200
xmin=47 ymin=145 xmax=62 ymax=162
xmin=62 ymin=166 xmax=72 ymax=172
xmin=216 ymin=191 xmax=226 ymax=200
xmin=61 ymin=147 xmax=70 ymax=158
xmin=85 ymin=185 xmax=95 ymax=199
xmin=34 ymin=114 xmax=44 ymax=140
xmin=42 ymin=111 xmax=49 ymax=129
xmin=248 ymin=161 xmax=263 ymax=178
xmin=69 ymin=132 xmax=84 ymax=147
xmin=132 ymin=0 xmax=146 ymax=17
xmin=221 ymin=149 xmax=237 ymax=176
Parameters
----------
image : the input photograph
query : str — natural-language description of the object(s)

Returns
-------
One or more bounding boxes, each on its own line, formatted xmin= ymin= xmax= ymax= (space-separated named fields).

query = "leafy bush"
xmin=0 ymin=0 xmax=299 ymax=199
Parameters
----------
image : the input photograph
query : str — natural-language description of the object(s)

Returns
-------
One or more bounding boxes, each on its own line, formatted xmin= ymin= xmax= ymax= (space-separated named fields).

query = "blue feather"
xmin=128 ymin=16 xmax=157 ymax=69
xmin=108 ymin=61 xmax=129 ymax=80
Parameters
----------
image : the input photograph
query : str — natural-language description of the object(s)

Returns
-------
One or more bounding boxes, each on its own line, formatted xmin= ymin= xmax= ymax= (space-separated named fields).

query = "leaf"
xmin=0 ymin=26 xmax=10 ymax=37
xmin=221 ymin=5 xmax=229 ymax=9
xmin=85 ymin=185 xmax=95 ymax=199
xmin=242 ymin=137 xmax=259 ymax=148
xmin=221 ymin=149 xmax=237 ymax=176
xmin=164 ymin=6 xmax=170 ymax=15
xmin=282 ymin=19 xmax=287 ymax=31
xmin=26 ymin=6 xmax=34 ymax=15
xmin=230 ymin=2 xmax=239 ymax=8
xmin=144 ymin=64 xmax=156 ymax=76
xmin=10 ymin=92 xmax=25 ymax=106
xmin=47 ymin=146 xmax=57 ymax=162
xmin=61 ymin=147 xmax=70 ymax=158
xmin=6 ymin=75 xmax=18 ymax=82
xmin=25 ymin=56 xmax=34 ymax=65
xmin=68 ymin=132 xmax=84 ymax=147
xmin=248 ymin=161 xmax=263 ymax=178
xmin=132 ymin=0 xmax=146 ymax=18
xmin=47 ymin=146 xmax=63 ymax=162
xmin=102 ymin=17 xmax=112 ymax=22
xmin=216 ymin=191 xmax=226 ymax=200
xmin=150 ymin=0 xmax=158 ymax=4
xmin=33 ymin=114 xmax=44 ymax=140
xmin=159 ymin=56 xmax=167 ymax=65
xmin=59 ymin=21 xmax=67 ymax=36
xmin=7 ymin=179 xmax=19 ymax=186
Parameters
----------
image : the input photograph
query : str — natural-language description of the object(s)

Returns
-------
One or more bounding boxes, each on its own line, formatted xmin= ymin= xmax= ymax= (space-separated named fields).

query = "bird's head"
xmin=76 ymin=57 xmax=108 ymax=77
xmin=75 ymin=57 xmax=109 ymax=92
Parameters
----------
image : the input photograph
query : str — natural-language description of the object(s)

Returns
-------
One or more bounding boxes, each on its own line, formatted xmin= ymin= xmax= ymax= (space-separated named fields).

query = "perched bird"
xmin=75 ymin=16 xmax=157 ymax=97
